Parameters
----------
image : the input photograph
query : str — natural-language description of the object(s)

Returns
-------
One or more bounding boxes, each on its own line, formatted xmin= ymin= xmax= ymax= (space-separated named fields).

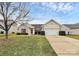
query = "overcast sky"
xmin=26 ymin=2 xmax=79 ymax=24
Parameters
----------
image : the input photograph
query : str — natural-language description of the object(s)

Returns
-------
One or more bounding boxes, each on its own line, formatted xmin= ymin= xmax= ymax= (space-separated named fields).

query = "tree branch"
xmin=7 ymin=7 xmax=18 ymax=18
xmin=0 ymin=24 xmax=5 ymax=30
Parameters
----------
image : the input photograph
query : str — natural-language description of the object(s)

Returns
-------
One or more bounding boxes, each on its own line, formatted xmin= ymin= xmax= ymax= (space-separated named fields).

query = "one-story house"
xmin=63 ymin=23 xmax=79 ymax=35
xmin=32 ymin=20 xmax=70 ymax=35
xmin=0 ymin=19 xmax=77 ymax=36
xmin=0 ymin=20 xmax=35 ymax=35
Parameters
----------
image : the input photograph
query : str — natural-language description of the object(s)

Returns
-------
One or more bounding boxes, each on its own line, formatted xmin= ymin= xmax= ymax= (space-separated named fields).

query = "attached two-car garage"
xmin=44 ymin=20 xmax=61 ymax=36
xmin=44 ymin=28 xmax=59 ymax=35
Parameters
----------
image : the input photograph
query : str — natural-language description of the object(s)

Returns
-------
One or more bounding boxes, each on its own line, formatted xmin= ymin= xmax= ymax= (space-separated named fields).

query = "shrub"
xmin=16 ymin=33 xmax=28 ymax=35
xmin=35 ymin=31 xmax=39 ymax=35
xmin=35 ymin=31 xmax=37 ymax=35
xmin=12 ymin=32 xmax=15 ymax=34
xmin=40 ymin=31 xmax=45 ymax=35
xmin=22 ymin=33 xmax=28 ymax=35
xmin=59 ymin=31 xmax=66 ymax=36
xmin=35 ymin=31 xmax=45 ymax=35
xmin=16 ymin=33 xmax=20 ymax=35
xmin=0 ymin=31 xmax=4 ymax=34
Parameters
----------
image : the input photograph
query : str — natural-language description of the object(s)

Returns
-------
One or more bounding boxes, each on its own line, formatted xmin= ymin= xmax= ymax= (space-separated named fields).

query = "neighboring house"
xmin=64 ymin=23 xmax=79 ymax=35
xmin=17 ymin=23 xmax=35 ymax=35
xmin=0 ymin=19 xmax=78 ymax=36
xmin=0 ymin=20 xmax=18 ymax=34
xmin=0 ymin=20 xmax=35 ymax=35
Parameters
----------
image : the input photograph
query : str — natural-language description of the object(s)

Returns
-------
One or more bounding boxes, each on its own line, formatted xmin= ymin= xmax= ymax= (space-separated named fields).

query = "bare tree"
xmin=0 ymin=2 xmax=30 ymax=39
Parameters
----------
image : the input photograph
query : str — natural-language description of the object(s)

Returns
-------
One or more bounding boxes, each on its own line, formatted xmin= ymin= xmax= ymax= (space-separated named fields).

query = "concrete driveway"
xmin=46 ymin=36 xmax=79 ymax=56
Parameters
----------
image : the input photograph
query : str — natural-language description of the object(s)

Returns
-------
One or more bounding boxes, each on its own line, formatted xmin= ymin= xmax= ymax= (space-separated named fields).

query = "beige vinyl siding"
xmin=44 ymin=21 xmax=60 ymax=29
xmin=61 ymin=25 xmax=70 ymax=34
xmin=70 ymin=29 xmax=79 ymax=35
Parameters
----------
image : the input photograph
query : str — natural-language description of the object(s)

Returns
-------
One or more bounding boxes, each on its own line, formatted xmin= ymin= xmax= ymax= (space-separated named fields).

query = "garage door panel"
xmin=45 ymin=28 xmax=59 ymax=35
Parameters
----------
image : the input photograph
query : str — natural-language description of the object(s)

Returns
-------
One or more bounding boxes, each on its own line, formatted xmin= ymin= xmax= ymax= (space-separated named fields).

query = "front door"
xmin=21 ymin=29 xmax=26 ymax=33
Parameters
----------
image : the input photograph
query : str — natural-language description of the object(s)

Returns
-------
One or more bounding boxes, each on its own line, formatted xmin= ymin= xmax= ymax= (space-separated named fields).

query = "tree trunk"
xmin=5 ymin=30 xmax=8 ymax=39
xmin=5 ymin=19 xmax=8 ymax=39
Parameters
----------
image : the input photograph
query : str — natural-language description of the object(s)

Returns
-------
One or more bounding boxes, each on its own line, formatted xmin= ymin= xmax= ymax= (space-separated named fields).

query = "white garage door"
xmin=45 ymin=28 xmax=59 ymax=35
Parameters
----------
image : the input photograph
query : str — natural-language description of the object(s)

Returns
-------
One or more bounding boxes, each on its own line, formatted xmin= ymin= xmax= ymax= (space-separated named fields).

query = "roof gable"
xmin=18 ymin=22 xmax=34 ymax=28
xmin=45 ymin=19 xmax=61 ymax=26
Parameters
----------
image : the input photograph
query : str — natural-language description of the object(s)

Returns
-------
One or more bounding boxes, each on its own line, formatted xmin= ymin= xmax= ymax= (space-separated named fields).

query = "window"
xmin=21 ymin=29 xmax=26 ymax=33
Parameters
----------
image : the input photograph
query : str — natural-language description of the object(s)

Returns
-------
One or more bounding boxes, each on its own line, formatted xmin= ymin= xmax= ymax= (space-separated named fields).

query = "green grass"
xmin=0 ymin=34 xmax=57 ymax=56
xmin=66 ymin=34 xmax=79 ymax=40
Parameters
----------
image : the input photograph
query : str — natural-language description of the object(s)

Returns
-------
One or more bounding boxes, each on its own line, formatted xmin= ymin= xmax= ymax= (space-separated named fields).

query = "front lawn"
xmin=66 ymin=34 xmax=79 ymax=40
xmin=0 ymin=34 xmax=57 ymax=56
